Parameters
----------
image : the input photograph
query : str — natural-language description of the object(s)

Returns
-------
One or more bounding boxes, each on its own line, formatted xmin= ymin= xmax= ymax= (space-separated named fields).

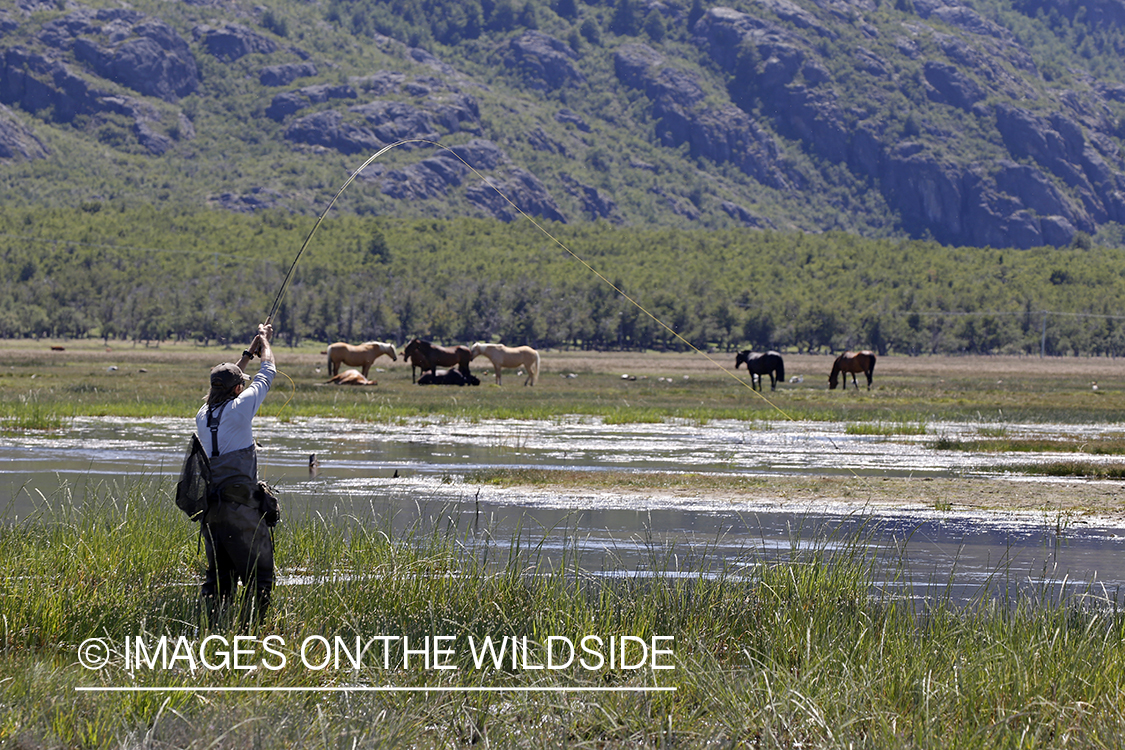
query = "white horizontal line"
xmin=76 ymin=686 xmax=676 ymax=693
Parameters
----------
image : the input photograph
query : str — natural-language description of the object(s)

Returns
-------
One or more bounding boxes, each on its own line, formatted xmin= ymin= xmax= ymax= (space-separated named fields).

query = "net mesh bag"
xmin=175 ymin=434 xmax=212 ymax=521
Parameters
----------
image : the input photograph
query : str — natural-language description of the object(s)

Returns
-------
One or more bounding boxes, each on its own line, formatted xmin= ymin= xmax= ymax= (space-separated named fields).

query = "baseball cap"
xmin=210 ymin=362 xmax=250 ymax=390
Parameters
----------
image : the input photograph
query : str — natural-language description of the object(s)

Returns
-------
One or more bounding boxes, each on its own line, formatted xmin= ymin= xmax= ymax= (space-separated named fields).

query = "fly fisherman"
xmin=197 ymin=323 xmax=276 ymax=627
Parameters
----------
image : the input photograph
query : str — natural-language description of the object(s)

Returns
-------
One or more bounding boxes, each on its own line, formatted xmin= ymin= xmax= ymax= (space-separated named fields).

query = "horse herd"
xmin=326 ymin=340 xmax=877 ymax=392
xmin=325 ymin=339 xmax=540 ymax=387
xmin=735 ymin=349 xmax=877 ymax=391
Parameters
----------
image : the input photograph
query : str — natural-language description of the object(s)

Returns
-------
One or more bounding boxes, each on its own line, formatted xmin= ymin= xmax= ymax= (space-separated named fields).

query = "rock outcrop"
xmin=36 ymin=8 xmax=198 ymax=101
xmin=614 ymin=44 xmax=793 ymax=189
xmin=466 ymin=168 xmax=567 ymax=223
xmin=267 ymin=84 xmax=357 ymax=121
xmin=260 ymin=62 xmax=318 ymax=87
xmin=504 ymin=31 xmax=584 ymax=91
xmin=0 ymin=103 xmax=47 ymax=160
xmin=690 ymin=5 xmax=1125 ymax=248
xmin=377 ymin=140 xmax=506 ymax=201
xmin=192 ymin=23 xmax=277 ymax=61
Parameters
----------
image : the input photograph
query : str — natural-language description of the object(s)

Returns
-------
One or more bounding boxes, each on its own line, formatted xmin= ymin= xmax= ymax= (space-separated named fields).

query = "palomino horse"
xmin=402 ymin=339 xmax=472 ymax=383
xmin=734 ymin=350 xmax=785 ymax=392
xmin=829 ymin=350 xmax=877 ymax=390
xmin=326 ymin=341 xmax=396 ymax=378
xmin=469 ymin=342 xmax=540 ymax=386
xmin=324 ymin=369 xmax=377 ymax=386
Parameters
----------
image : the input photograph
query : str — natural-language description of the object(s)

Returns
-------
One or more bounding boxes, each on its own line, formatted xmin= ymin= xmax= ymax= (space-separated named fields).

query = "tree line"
xmin=2 ymin=207 xmax=1124 ymax=356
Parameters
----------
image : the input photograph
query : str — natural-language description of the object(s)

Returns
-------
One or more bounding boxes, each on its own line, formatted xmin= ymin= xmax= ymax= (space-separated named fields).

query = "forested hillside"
xmin=3 ymin=207 xmax=1124 ymax=356
xmin=4 ymin=0 xmax=1125 ymax=249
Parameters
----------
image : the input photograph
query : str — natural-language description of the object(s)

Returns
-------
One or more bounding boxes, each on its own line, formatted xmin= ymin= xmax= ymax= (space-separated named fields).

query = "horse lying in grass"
xmin=417 ymin=368 xmax=480 ymax=386
xmin=402 ymin=339 xmax=472 ymax=383
xmin=324 ymin=369 xmax=377 ymax=386
xmin=469 ymin=342 xmax=540 ymax=386
xmin=735 ymin=350 xmax=785 ymax=391
xmin=829 ymin=350 xmax=877 ymax=390
xmin=326 ymin=341 xmax=396 ymax=378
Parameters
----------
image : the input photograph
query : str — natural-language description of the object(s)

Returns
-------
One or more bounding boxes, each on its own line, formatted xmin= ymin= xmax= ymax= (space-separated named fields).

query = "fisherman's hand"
xmin=247 ymin=334 xmax=265 ymax=358
xmin=258 ymin=323 xmax=274 ymax=342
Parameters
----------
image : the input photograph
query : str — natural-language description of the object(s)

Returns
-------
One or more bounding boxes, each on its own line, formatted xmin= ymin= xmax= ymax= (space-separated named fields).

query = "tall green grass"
xmin=845 ymin=420 xmax=928 ymax=436
xmin=0 ymin=396 xmax=68 ymax=432
xmin=6 ymin=480 xmax=1125 ymax=747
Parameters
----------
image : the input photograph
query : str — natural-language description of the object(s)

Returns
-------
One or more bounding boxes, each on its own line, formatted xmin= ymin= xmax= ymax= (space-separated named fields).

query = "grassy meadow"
xmin=1 ymin=338 xmax=1123 ymax=426
xmin=6 ymin=481 xmax=1125 ymax=748
xmin=4 ymin=341 xmax=1125 ymax=747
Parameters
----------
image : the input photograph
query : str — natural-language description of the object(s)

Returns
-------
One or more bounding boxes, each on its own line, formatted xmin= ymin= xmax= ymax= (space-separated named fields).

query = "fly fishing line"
xmin=263 ymin=138 xmax=799 ymax=422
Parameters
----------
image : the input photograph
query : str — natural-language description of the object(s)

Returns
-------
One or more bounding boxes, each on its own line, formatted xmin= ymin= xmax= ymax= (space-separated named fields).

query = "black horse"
xmin=735 ymin=350 xmax=785 ymax=391
xmin=402 ymin=338 xmax=472 ymax=383
xmin=417 ymin=368 xmax=480 ymax=386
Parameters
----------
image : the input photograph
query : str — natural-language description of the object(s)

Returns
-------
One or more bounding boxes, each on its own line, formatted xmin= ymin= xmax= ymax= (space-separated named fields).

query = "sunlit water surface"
xmin=4 ymin=416 xmax=1125 ymax=604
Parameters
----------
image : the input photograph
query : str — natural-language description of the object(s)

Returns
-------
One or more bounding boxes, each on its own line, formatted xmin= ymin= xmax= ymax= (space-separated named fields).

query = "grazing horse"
xmin=417 ymin=368 xmax=480 ymax=386
xmin=829 ymin=350 xmax=877 ymax=390
xmin=402 ymin=339 xmax=472 ymax=383
xmin=327 ymin=341 xmax=396 ymax=378
xmin=469 ymin=342 xmax=540 ymax=386
xmin=734 ymin=350 xmax=785 ymax=392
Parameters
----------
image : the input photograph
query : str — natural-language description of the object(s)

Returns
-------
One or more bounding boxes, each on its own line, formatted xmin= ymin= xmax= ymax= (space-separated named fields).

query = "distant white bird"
xmin=1092 ymin=381 xmax=1099 ymax=391
xmin=106 ymin=365 xmax=118 ymax=372
xmin=789 ymin=375 xmax=803 ymax=383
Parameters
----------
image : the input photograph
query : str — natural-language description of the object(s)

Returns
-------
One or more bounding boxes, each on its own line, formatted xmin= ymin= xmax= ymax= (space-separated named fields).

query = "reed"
xmin=6 ymin=480 xmax=1125 ymax=747
xmin=934 ymin=434 xmax=1125 ymax=454
xmin=0 ymin=397 xmax=69 ymax=432
xmin=1003 ymin=460 xmax=1125 ymax=479
xmin=845 ymin=420 xmax=928 ymax=436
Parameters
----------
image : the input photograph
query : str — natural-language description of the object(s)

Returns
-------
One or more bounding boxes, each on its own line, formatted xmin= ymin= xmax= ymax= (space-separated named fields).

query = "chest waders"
xmin=202 ymin=400 xmax=264 ymax=552
xmin=206 ymin=401 xmax=259 ymax=503
xmin=199 ymin=399 xmax=275 ymax=626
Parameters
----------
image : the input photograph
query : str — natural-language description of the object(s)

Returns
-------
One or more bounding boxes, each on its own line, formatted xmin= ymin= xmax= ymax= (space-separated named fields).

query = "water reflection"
xmin=4 ymin=416 xmax=1125 ymax=604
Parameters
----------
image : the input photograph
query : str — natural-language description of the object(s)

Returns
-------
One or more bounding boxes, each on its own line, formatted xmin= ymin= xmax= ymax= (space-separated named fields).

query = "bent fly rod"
xmin=264 ymin=138 xmax=425 ymax=326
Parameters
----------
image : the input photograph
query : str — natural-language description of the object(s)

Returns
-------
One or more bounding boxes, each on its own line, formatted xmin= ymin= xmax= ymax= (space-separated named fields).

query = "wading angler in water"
xmin=196 ymin=323 xmax=277 ymax=627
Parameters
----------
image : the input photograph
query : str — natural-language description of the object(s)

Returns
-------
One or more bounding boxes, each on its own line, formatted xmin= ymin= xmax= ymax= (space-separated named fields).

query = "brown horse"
xmin=402 ymin=339 xmax=472 ymax=383
xmin=326 ymin=341 xmax=396 ymax=378
xmin=829 ymin=351 xmax=876 ymax=390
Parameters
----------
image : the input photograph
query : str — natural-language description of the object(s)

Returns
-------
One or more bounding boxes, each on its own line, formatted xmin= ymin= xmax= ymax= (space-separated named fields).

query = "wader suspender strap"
xmin=201 ymin=401 xmax=226 ymax=550
xmin=206 ymin=402 xmax=228 ymax=458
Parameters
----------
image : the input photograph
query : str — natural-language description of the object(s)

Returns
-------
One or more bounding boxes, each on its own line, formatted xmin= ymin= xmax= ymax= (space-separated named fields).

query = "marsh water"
xmin=5 ymin=415 xmax=1125 ymax=604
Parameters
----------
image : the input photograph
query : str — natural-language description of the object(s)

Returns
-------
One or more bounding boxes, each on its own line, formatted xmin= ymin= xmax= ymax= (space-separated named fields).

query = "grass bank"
xmin=0 ymin=342 xmax=1122 ymax=426
xmin=5 ymin=480 xmax=1125 ymax=747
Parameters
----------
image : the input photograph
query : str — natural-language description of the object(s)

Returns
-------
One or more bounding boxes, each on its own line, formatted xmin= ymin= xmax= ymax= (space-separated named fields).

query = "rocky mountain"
xmin=2 ymin=0 xmax=1125 ymax=249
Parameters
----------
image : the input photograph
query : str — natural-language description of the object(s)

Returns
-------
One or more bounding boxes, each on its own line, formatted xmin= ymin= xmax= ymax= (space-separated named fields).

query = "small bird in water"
xmin=308 ymin=453 xmax=320 ymax=477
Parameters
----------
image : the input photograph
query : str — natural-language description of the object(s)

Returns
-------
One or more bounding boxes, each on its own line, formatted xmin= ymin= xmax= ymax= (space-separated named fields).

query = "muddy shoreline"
xmin=484 ymin=473 xmax=1125 ymax=529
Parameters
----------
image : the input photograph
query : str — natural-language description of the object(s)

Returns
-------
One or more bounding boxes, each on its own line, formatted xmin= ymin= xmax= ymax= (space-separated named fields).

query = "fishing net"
xmin=175 ymin=433 xmax=212 ymax=521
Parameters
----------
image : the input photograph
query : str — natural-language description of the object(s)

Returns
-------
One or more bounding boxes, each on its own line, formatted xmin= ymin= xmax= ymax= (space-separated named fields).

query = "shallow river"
xmin=4 ymin=415 xmax=1125 ymax=604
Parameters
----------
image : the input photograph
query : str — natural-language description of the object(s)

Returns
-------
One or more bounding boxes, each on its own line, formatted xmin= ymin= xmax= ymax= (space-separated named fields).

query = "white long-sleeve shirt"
xmin=196 ymin=360 xmax=276 ymax=456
